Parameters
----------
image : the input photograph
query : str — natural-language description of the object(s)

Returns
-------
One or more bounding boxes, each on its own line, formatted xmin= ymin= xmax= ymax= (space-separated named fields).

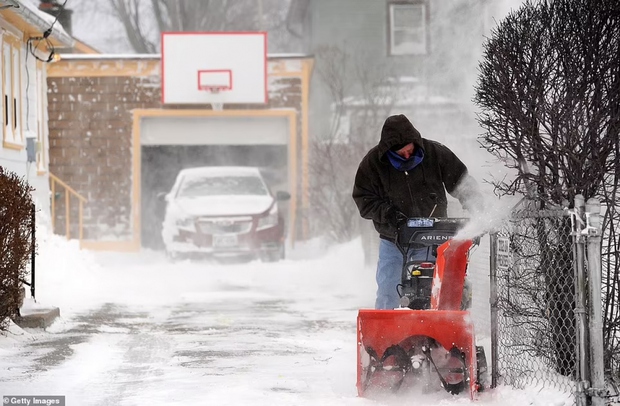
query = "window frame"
xmin=2 ymin=31 xmax=24 ymax=150
xmin=387 ymin=1 xmax=429 ymax=56
xmin=36 ymin=60 xmax=47 ymax=174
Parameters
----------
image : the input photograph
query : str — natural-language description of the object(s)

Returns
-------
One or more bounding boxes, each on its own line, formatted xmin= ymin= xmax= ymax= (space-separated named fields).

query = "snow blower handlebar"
xmin=394 ymin=217 xmax=471 ymax=254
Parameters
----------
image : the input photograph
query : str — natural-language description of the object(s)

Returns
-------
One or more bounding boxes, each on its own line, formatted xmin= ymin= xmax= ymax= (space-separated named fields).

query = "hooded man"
xmin=352 ymin=114 xmax=483 ymax=309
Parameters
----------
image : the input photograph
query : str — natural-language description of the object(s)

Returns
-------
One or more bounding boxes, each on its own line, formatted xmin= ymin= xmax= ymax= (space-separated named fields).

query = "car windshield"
xmin=177 ymin=175 xmax=269 ymax=198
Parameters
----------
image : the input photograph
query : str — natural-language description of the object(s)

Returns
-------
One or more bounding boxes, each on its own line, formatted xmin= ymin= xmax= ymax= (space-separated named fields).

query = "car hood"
xmin=173 ymin=195 xmax=274 ymax=217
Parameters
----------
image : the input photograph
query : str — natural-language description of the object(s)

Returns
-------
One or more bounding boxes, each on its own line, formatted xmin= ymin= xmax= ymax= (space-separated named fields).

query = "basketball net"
xmin=201 ymin=86 xmax=224 ymax=111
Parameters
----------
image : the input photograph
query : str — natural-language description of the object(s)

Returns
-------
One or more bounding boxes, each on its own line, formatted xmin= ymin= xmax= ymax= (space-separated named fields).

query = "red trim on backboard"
xmin=163 ymin=31 xmax=267 ymax=36
xmin=264 ymin=32 xmax=268 ymax=104
xmin=160 ymin=31 xmax=165 ymax=105
xmin=197 ymin=70 xmax=233 ymax=91
xmin=161 ymin=31 xmax=269 ymax=105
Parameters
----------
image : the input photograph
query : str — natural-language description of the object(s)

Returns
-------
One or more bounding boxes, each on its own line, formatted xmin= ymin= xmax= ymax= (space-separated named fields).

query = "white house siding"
xmin=0 ymin=16 xmax=51 ymax=225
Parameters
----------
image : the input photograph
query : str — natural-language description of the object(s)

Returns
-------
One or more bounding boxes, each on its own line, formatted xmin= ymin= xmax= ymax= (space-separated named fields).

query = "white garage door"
xmin=140 ymin=116 xmax=290 ymax=145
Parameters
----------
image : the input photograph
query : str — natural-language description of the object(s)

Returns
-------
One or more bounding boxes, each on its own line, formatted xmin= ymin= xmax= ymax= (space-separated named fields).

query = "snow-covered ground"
xmin=0 ymin=231 xmax=573 ymax=405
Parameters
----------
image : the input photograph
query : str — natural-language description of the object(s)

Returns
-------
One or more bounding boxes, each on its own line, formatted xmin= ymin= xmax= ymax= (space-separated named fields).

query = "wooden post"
xmin=79 ymin=201 xmax=83 ymax=243
xmin=65 ymin=190 xmax=70 ymax=240
xmin=51 ymin=179 xmax=56 ymax=232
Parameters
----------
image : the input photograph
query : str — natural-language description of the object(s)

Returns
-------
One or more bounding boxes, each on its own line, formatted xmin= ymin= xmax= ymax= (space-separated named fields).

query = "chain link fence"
xmin=490 ymin=198 xmax=607 ymax=405
xmin=491 ymin=207 xmax=577 ymax=397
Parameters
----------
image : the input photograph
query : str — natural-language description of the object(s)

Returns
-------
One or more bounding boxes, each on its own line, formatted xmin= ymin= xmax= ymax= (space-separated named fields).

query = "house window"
xmin=389 ymin=2 xmax=427 ymax=56
xmin=2 ymin=32 xmax=23 ymax=148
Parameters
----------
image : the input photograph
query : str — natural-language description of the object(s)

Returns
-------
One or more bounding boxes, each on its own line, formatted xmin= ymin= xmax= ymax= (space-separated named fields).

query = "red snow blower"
xmin=357 ymin=217 xmax=487 ymax=400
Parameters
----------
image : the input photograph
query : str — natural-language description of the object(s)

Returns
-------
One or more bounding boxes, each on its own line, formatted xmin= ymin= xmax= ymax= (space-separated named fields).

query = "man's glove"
xmin=395 ymin=211 xmax=408 ymax=227
xmin=388 ymin=208 xmax=408 ymax=229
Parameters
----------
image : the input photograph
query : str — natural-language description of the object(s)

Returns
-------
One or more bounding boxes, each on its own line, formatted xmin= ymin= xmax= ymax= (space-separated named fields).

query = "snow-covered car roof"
xmin=177 ymin=166 xmax=263 ymax=179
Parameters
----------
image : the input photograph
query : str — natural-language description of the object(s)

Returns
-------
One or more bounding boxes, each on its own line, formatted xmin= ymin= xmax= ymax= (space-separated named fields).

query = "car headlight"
xmin=257 ymin=205 xmax=278 ymax=231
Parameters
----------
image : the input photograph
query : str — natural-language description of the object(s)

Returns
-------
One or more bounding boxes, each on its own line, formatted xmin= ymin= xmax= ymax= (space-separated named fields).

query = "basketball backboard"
xmin=161 ymin=32 xmax=267 ymax=105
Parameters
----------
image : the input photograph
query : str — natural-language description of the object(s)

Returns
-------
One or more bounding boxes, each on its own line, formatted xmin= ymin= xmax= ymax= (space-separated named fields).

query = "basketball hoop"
xmin=200 ymin=85 xmax=225 ymax=94
xmin=161 ymin=33 xmax=267 ymax=105
xmin=200 ymin=85 xmax=226 ymax=110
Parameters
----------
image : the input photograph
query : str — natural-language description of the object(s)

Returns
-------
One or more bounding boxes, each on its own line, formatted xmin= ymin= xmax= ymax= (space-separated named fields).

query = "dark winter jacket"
xmin=352 ymin=114 xmax=481 ymax=241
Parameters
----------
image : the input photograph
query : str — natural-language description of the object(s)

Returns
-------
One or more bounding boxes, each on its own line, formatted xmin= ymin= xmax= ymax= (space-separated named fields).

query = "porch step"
xmin=14 ymin=307 xmax=60 ymax=329
xmin=13 ymin=297 xmax=61 ymax=329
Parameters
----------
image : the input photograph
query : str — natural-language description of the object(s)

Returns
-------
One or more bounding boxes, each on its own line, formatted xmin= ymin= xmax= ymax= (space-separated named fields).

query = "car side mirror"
xmin=157 ymin=192 xmax=170 ymax=202
xmin=275 ymin=191 xmax=291 ymax=201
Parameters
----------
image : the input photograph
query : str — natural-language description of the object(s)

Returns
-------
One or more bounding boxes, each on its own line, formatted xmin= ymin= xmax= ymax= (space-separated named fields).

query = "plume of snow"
xmin=456 ymin=195 xmax=519 ymax=240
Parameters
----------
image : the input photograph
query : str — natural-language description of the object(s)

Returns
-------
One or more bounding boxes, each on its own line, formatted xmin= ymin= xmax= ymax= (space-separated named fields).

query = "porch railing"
xmin=49 ymin=172 xmax=87 ymax=244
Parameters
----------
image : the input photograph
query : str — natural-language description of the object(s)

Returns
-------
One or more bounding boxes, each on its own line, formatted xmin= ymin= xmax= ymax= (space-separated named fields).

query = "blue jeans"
xmin=375 ymin=239 xmax=431 ymax=309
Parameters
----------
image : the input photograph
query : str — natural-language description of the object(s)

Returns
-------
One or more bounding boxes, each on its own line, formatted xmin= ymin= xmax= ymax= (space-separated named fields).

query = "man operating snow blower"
xmin=351 ymin=114 xmax=488 ymax=399
xmin=352 ymin=114 xmax=484 ymax=310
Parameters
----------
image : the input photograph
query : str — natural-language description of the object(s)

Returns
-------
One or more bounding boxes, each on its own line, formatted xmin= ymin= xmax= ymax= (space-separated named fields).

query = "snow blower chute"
xmin=357 ymin=217 xmax=487 ymax=400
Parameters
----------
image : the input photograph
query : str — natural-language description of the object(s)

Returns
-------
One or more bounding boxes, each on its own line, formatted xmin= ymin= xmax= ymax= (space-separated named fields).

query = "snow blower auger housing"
xmin=357 ymin=217 xmax=487 ymax=400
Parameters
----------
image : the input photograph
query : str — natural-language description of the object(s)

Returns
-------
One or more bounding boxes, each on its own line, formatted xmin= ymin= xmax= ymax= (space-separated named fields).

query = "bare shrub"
xmin=0 ymin=167 xmax=34 ymax=332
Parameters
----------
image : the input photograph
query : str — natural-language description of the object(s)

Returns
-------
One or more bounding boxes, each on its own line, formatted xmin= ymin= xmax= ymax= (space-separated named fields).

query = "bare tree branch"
xmin=308 ymin=46 xmax=398 ymax=242
xmin=105 ymin=0 xmax=290 ymax=52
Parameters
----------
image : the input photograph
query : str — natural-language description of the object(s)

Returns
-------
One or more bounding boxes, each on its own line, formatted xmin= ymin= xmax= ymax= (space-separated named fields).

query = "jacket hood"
xmin=377 ymin=114 xmax=423 ymax=162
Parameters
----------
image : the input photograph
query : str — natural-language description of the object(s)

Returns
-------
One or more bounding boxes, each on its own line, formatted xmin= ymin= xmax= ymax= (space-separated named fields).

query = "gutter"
xmin=9 ymin=0 xmax=74 ymax=47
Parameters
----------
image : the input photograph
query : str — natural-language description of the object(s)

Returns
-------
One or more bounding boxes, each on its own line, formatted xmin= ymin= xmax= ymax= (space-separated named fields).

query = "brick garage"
xmin=46 ymin=56 xmax=312 ymax=250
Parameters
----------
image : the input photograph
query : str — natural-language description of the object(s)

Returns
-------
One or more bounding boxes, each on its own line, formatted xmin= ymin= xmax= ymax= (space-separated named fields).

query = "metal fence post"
xmin=489 ymin=232 xmax=499 ymax=388
xmin=585 ymin=198 xmax=605 ymax=406
xmin=31 ymin=203 xmax=36 ymax=300
xmin=572 ymin=195 xmax=589 ymax=406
